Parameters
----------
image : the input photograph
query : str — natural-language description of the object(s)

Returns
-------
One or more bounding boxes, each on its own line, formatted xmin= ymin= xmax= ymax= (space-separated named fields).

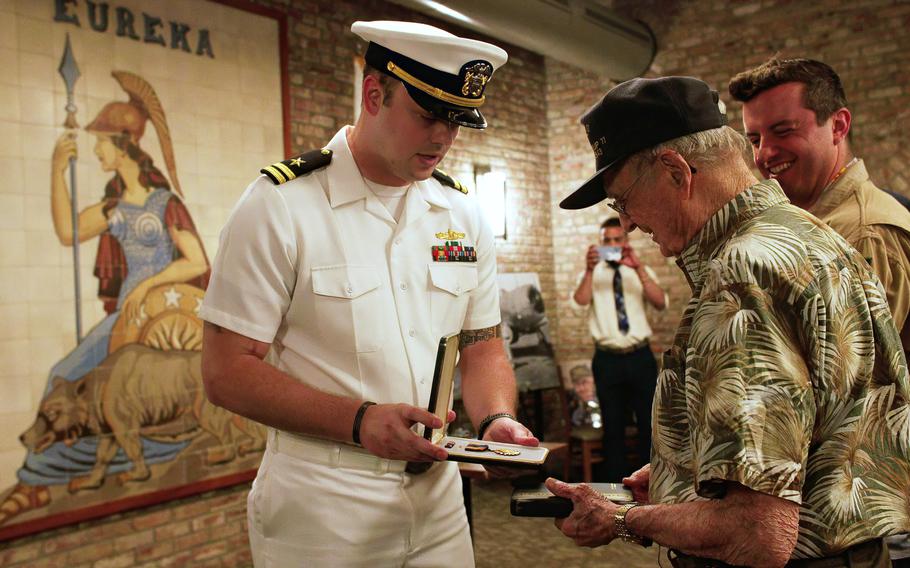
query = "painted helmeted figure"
xmin=0 ymin=71 xmax=210 ymax=525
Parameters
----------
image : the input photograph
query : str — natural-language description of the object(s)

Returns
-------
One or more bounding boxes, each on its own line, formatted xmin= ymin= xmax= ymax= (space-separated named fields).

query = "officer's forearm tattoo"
xmin=459 ymin=325 xmax=502 ymax=348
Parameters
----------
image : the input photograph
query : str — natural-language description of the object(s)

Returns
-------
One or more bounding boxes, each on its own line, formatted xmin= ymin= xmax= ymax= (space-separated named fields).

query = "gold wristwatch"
xmin=614 ymin=503 xmax=651 ymax=546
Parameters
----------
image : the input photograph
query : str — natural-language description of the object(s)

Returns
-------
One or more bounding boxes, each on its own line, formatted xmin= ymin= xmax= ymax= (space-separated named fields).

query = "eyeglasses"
xmin=604 ymin=161 xmax=697 ymax=216
xmin=605 ymin=166 xmax=649 ymax=216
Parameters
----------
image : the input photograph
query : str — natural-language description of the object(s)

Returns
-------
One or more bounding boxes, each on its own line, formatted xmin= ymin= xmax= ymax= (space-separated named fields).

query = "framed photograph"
xmin=0 ymin=0 xmax=288 ymax=540
xmin=497 ymin=273 xmax=559 ymax=392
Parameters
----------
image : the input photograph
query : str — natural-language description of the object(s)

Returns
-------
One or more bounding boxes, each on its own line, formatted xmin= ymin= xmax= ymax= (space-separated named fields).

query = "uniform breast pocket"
xmin=428 ymin=263 xmax=478 ymax=337
xmin=312 ymin=264 xmax=384 ymax=353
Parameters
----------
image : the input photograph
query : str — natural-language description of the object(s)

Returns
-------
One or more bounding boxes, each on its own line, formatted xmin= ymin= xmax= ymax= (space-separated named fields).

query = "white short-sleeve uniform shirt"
xmin=201 ymin=126 xmax=501 ymax=412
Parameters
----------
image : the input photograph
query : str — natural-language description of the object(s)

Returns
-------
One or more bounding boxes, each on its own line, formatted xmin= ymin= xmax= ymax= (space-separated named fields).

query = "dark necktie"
xmin=609 ymin=261 xmax=629 ymax=334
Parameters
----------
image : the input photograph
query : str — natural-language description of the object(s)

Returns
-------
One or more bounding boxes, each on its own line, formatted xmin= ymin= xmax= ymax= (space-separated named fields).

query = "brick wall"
xmin=548 ymin=0 xmax=910 ymax=364
xmin=0 ymin=484 xmax=250 ymax=567
xmin=1 ymin=0 xmax=552 ymax=565
xmin=4 ymin=0 xmax=909 ymax=564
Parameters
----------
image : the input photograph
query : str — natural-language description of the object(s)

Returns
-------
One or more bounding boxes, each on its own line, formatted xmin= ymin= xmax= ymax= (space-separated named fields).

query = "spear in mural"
xmin=58 ymin=33 xmax=83 ymax=344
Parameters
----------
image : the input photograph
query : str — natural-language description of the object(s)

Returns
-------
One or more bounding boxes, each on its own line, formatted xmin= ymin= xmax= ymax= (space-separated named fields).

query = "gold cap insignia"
xmin=462 ymin=62 xmax=492 ymax=98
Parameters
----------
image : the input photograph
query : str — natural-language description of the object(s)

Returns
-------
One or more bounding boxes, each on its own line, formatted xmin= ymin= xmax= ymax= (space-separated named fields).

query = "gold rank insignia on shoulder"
xmin=260 ymin=148 xmax=332 ymax=185
xmin=432 ymin=168 xmax=468 ymax=194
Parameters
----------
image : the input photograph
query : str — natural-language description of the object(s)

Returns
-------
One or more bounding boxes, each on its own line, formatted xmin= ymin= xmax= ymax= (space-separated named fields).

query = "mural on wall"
xmin=0 ymin=0 xmax=286 ymax=539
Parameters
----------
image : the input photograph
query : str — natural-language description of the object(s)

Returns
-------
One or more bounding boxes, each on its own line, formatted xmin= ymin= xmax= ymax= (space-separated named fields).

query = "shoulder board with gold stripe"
xmin=260 ymin=148 xmax=333 ymax=185
xmin=432 ymin=169 xmax=468 ymax=194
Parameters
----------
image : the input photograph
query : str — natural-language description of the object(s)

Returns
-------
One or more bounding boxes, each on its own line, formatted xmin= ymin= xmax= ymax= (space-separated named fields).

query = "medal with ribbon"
xmin=431 ymin=229 xmax=477 ymax=262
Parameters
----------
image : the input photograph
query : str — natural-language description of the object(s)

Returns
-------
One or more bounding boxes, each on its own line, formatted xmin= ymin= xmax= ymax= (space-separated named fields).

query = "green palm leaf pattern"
xmin=651 ymin=180 xmax=910 ymax=558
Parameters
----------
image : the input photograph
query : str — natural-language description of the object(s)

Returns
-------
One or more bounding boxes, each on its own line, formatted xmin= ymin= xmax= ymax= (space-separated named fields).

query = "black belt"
xmin=594 ymin=338 xmax=650 ymax=355
xmin=667 ymin=538 xmax=887 ymax=568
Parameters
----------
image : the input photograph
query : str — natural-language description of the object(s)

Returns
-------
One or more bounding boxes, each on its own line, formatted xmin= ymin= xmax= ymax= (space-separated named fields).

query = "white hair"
xmin=631 ymin=125 xmax=749 ymax=170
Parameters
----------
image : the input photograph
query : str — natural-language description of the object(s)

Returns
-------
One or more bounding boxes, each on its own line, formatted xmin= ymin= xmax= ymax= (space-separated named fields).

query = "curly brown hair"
xmin=728 ymin=57 xmax=847 ymax=125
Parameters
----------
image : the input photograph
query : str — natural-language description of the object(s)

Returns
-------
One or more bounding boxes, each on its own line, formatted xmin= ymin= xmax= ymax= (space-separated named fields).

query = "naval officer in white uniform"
xmin=200 ymin=20 xmax=539 ymax=567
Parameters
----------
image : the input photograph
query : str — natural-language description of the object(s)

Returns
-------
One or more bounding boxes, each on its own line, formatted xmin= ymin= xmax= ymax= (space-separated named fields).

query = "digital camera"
xmin=597 ymin=246 xmax=622 ymax=262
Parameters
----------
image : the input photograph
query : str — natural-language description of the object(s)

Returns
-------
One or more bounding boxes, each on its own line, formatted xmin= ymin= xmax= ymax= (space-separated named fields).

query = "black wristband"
xmin=477 ymin=412 xmax=515 ymax=440
xmin=352 ymin=401 xmax=376 ymax=446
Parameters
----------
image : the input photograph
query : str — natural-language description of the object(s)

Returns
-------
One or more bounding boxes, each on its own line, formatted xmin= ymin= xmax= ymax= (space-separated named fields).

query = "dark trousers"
xmin=591 ymin=344 xmax=657 ymax=481
xmin=668 ymin=537 xmax=889 ymax=568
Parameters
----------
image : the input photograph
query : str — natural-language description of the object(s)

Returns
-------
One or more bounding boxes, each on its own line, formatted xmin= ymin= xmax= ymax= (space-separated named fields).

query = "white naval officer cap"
xmin=351 ymin=20 xmax=508 ymax=129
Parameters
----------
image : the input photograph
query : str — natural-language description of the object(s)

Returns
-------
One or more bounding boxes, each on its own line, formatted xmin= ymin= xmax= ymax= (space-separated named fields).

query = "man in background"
xmin=571 ymin=217 xmax=666 ymax=481
xmin=729 ymin=57 xmax=910 ymax=355
xmin=730 ymin=59 xmax=910 ymax=565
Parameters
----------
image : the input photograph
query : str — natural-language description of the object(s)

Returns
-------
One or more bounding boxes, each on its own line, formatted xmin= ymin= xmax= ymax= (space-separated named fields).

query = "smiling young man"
xmin=199 ymin=21 xmax=537 ymax=567
xmin=729 ymin=58 xmax=910 ymax=358
xmin=555 ymin=76 xmax=910 ymax=568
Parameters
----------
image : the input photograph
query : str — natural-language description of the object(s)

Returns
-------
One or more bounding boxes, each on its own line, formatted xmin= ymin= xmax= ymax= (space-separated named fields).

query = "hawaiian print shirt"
xmin=650 ymin=180 xmax=910 ymax=558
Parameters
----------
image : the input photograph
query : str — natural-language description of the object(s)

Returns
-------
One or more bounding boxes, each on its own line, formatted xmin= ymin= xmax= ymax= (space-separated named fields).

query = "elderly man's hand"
xmin=622 ymin=463 xmax=650 ymax=503
xmin=546 ymin=478 xmax=619 ymax=548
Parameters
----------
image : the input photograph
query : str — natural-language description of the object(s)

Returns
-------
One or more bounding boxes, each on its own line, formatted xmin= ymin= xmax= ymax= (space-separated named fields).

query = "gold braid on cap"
xmin=112 ymin=71 xmax=183 ymax=198
xmin=386 ymin=62 xmax=485 ymax=108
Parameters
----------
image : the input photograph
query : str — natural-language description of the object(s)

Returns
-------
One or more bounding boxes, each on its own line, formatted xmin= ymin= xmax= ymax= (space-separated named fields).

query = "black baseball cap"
xmin=559 ymin=76 xmax=727 ymax=210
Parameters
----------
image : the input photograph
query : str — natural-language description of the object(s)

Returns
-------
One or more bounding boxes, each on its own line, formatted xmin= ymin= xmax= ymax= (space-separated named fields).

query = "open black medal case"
xmin=510 ymin=482 xmax=634 ymax=517
xmin=424 ymin=333 xmax=550 ymax=468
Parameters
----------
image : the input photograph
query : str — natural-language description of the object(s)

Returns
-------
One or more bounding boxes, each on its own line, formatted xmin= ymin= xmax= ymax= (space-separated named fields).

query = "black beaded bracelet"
xmin=477 ymin=412 xmax=516 ymax=440
xmin=352 ymin=401 xmax=376 ymax=446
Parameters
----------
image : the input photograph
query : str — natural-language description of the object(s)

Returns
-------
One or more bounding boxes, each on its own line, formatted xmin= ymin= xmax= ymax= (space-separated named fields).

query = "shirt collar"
xmin=676 ymin=179 xmax=790 ymax=292
xmin=324 ymin=127 xmax=451 ymax=211
xmin=416 ymin=176 xmax=453 ymax=210
xmin=323 ymin=127 xmax=367 ymax=208
xmin=808 ymin=158 xmax=867 ymax=220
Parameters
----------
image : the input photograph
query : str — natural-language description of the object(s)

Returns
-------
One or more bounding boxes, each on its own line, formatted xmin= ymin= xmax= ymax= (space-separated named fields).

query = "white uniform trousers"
xmin=247 ymin=431 xmax=474 ymax=567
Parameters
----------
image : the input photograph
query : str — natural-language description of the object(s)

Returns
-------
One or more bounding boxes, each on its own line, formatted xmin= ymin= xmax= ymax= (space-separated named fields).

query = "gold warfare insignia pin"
xmin=461 ymin=62 xmax=492 ymax=97
xmin=435 ymin=229 xmax=466 ymax=240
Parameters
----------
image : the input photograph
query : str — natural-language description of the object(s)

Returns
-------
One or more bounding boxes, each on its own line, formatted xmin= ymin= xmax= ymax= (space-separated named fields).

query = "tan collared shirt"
xmin=809 ymin=159 xmax=910 ymax=351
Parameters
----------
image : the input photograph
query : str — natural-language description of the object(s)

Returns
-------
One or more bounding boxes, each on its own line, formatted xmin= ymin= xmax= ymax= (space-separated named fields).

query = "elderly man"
xmin=552 ymin=76 xmax=910 ymax=568
xmin=729 ymin=57 xmax=910 ymax=358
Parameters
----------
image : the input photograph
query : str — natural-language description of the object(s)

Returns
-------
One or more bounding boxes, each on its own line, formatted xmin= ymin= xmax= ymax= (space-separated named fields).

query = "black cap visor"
xmin=404 ymin=85 xmax=487 ymax=129
xmin=558 ymin=156 xmax=623 ymax=210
